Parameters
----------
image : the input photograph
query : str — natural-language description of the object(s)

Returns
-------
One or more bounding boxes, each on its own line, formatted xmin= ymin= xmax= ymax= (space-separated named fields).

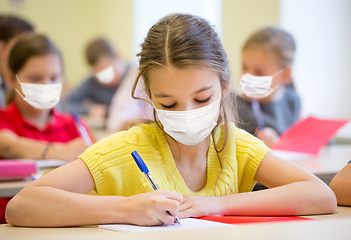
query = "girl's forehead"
xmin=19 ymin=54 xmax=63 ymax=76
xmin=148 ymin=65 xmax=220 ymax=92
xmin=243 ymin=48 xmax=280 ymax=68
xmin=23 ymin=54 xmax=61 ymax=67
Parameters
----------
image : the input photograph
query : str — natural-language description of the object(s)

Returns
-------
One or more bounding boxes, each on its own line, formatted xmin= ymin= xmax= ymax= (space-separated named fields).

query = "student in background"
xmin=329 ymin=160 xmax=351 ymax=206
xmin=106 ymin=62 xmax=153 ymax=132
xmin=0 ymin=34 xmax=91 ymax=160
xmin=0 ymin=15 xmax=34 ymax=106
xmin=5 ymin=14 xmax=335 ymax=227
xmin=0 ymin=34 xmax=91 ymax=223
xmin=63 ymin=38 xmax=131 ymax=121
xmin=236 ymin=27 xmax=301 ymax=148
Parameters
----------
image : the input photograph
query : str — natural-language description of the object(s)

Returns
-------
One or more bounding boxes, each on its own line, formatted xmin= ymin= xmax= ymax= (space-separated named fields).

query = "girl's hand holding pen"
xmin=126 ymin=190 xmax=182 ymax=226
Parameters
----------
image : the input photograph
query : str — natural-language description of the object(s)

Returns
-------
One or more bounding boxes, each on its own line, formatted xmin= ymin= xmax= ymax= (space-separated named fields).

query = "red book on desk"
xmin=198 ymin=216 xmax=313 ymax=225
xmin=0 ymin=160 xmax=37 ymax=181
xmin=273 ymin=116 xmax=349 ymax=155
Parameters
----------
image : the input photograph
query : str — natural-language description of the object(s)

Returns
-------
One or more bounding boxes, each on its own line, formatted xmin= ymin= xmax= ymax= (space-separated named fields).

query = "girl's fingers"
xmin=178 ymin=207 xmax=194 ymax=219
xmin=164 ymin=190 xmax=183 ymax=203
xmin=158 ymin=211 xmax=177 ymax=225
xmin=146 ymin=190 xmax=182 ymax=225
xmin=179 ymin=195 xmax=192 ymax=211
xmin=179 ymin=201 xmax=191 ymax=212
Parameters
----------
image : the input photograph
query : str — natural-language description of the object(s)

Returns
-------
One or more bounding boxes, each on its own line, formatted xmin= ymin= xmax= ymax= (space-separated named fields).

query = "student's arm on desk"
xmin=179 ymin=152 xmax=337 ymax=218
xmin=0 ymin=129 xmax=88 ymax=161
xmin=329 ymin=163 xmax=351 ymax=206
xmin=5 ymin=159 xmax=182 ymax=227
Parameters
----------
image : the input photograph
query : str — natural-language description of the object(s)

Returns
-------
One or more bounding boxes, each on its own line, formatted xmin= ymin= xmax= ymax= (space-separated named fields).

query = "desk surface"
xmin=290 ymin=144 xmax=351 ymax=175
xmin=287 ymin=144 xmax=351 ymax=184
xmin=1 ymin=206 xmax=350 ymax=240
xmin=0 ymin=168 xmax=51 ymax=198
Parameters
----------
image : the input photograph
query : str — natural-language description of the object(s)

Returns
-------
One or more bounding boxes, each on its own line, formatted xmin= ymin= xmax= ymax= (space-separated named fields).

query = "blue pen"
xmin=72 ymin=111 xmax=93 ymax=145
xmin=131 ymin=151 xmax=181 ymax=225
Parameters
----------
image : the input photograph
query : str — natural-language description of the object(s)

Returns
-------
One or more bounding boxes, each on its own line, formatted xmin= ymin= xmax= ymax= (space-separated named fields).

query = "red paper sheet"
xmin=273 ymin=116 xmax=349 ymax=155
xmin=198 ymin=216 xmax=313 ymax=225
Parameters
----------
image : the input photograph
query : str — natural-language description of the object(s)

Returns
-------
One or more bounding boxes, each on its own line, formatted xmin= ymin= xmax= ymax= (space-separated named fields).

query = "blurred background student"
xmin=236 ymin=26 xmax=301 ymax=148
xmin=0 ymin=15 xmax=34 ymax=107
xmin=62 ymin=38 xmax=131 ymax=121
xmin=0 ymin=33 xmax=92 ymax=224
xmin=106 ymin=61 xmax=153 ymax=132
xmin=0 ymin=34 xmax=91 ymax=160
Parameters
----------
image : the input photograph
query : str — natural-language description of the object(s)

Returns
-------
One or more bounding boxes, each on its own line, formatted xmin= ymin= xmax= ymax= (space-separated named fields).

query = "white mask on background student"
xmin=95 ymin=66 xmax=115 ymax=84
xmin=153 ymin=97 xmax=221 ymax=146
xmin=15 ymin=76 xmax=62 ymax=110
xmin=240 ymin=70 xmax=282 ymax=99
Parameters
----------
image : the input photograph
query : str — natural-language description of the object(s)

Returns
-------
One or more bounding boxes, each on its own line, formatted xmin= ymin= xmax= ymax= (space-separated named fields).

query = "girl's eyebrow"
xmin=154 ymin=86 xmax=213 ymax=98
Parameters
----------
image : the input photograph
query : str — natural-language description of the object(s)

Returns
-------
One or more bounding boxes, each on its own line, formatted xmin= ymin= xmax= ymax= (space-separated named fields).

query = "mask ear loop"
xmin=273 ymin=69 xmax=284 ymax=77
xmin=269 ymin=69 xmax=284 ymax=89
xmin=14 ymin=75 xmax=25 ymax=99
xmin=151 ymin=102 xmax=158 ymax=111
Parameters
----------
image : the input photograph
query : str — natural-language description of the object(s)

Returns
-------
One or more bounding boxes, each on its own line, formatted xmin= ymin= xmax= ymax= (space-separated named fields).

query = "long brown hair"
xmin=85 ymin=38 xmax=115 ymax=66
xmin=132 ymin=13 xmax=236 ymax=155
xmin=0 ymin=15 xmax=34 ymax=43
xmin=243 ymin=26 xmax=296 ymax=68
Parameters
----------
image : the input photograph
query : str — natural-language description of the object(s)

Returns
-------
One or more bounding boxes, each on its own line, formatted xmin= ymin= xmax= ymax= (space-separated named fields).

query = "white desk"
xmin=0 ymin=177 xmax=33 ymax=198
xmin=290 ymin=144 xmax=351 ymax=174
xmin=335 ymin=121 xmax=351 ymax=144
xmin=0 ymin=167 xmax=54 ymax=198
xmin=1 ymin=206 xmax=350 ymax=240
xmin=285 ymin=144 xmax=351 ymax=184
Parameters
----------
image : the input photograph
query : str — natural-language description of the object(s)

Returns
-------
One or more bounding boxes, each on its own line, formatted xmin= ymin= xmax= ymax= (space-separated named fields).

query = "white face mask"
xmin=15 ymin=75 xmax=62 ymax=110
xmin=96 ymin=66 xmax=115 ymax=84
xmin=240 ymin=70 xmax=282 ymax=98
xmin=154 ymin=98 xmax=221 ymax=146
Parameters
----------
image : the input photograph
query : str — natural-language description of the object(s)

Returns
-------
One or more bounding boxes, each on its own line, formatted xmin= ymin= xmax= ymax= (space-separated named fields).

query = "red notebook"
xmin=273 ymin=116 xmax=349 ymax=155
xmin=198 ymin=216 xmax=313 ymax=225
xmin=0 ymin=160 xmax=37 ymax=181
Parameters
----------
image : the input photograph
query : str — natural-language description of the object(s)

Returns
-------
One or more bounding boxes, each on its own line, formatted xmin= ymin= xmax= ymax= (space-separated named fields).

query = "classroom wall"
xmin=0 ymin=0 xmax=279 ymax=89
xmin=0 ymin=0 xmax=133 ymax=88
xmin=281 ymin=0 xmax=351 ymax=119
xmin=222 ymin=0 xmax=280 ymax=87
xmin=2 ymin=0 xmax=349 ymax=120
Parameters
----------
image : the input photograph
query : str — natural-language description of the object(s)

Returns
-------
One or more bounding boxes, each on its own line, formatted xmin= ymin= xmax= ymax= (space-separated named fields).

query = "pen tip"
xmin=175 ymin=217 xmax=181 ymax=225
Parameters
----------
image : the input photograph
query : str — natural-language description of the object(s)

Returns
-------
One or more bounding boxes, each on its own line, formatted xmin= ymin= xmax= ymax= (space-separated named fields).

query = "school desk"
xmin=335 ymin=121 xmax=351 ymax=144
xmin=284 ymin=143 xmax=351 ymax=184
xmin=0 ymin=167 xmax=54 ymax=198
xmin=0 ymin=206 xmax=350 ymax=240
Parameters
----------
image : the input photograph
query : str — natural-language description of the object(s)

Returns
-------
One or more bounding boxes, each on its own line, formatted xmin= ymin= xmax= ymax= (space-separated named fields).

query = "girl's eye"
xmin=28 ymin=77 xmax=42 ymax=83
xmin=196 ymin=96 xmax=211 ymax=103
xmin=255 ymin=70 xmax=264 ymax=76
xmin=161 ymin=103 xmax=176 ymax=109
xmin=51 ymin=77 xmax=61 ymax=83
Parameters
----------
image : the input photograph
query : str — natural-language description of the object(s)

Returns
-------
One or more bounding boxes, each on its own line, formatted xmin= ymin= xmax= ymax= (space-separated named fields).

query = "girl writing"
xmin=6 ymin=14 xmax=335 ymax=227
